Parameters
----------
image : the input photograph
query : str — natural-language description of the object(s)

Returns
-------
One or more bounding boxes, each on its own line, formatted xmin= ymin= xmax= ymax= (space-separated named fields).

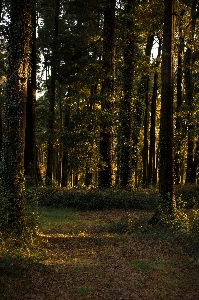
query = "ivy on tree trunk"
xmin=1 ymin=0 xmax=32 ymax=234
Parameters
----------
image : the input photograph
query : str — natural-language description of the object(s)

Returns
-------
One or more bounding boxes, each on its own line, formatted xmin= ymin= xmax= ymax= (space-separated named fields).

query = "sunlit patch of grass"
xmin=38 ymin=206 xmax=78 ymax=232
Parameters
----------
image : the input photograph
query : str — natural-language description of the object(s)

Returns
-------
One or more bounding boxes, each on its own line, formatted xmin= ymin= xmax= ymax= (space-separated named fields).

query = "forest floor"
xmin=1 ymin=208 xmax=199 ymax=300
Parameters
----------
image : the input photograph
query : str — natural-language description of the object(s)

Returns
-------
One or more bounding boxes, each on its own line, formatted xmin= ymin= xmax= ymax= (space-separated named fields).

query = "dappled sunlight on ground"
xmin=1 ymin=209 xmax=199 ymax=300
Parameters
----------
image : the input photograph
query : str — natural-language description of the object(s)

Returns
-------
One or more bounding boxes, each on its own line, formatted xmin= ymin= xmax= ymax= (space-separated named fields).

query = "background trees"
xmin=1 ymin=0 xmax=199 ymax=232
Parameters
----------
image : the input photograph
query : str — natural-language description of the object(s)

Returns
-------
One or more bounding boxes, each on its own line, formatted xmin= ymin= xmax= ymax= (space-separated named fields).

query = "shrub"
xmin=175 ymin=184 xmax=199 ymax=208
xmin=37 ymin=187 xmax=158 ymax=211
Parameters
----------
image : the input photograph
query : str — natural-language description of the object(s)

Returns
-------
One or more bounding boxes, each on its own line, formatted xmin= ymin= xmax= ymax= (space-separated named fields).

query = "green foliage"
xmin=75 ymin=284 xmax=94 ymax=296
xmin=24 ymin=187 xmax=39 ymax=234
xmin=0 ymin=189 xmax=45 ymax=278
xmin=107 ymin=212 xmax=149 ymax=234
xmin=37 ymin=187 xmax=158 ymax=210
xmin=175 ymin=184 xmax=199 ymax=208
xmin=128 ymin=258 xmax=166 ymax=271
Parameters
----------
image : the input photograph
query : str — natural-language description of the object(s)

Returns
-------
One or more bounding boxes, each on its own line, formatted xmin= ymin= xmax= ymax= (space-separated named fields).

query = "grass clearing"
xmin=38 ymin=206 xmax=79 ymax=232
xmin=1 ymin=207 xmax=199 ymax=299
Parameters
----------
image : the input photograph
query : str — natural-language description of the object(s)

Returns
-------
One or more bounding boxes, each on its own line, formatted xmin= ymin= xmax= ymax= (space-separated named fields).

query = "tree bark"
xmin=119 ymin=0 xmax=135 ymax=189
xmin=142 ymin=35 xmax=154 ymax=188
xmin=158 ymin=0 xmax=176 ymax=217
xmin=1 ymin=0 xmax=32 ymax=234
xmin=174 ymin=21 xmax=184 ymax=185
xmin=185 ymin=0 xmax=198 ymax=183
xmin=24 ymin=0 xmax=38 ymax=186
xmin=148 ymin=37 xmax=161 ymax=187
xmin=46 ymin=0 xmax=59 ymax=186
xmin=98 ymin=0 xmax=116 ymax=188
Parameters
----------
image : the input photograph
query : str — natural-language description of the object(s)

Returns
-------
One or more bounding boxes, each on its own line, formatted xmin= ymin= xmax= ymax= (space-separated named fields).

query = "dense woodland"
xmin=0 ymin=0 xmax=199 ymax=234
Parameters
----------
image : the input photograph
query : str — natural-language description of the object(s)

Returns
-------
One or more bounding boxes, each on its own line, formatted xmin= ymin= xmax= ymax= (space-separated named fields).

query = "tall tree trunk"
xmin=24 ymin=0 xmax=37 ymax=186
xmin=174 ymin=23 xmax=184 ymax=185
xmin=185 ymin=47 xmax=195 ymax=183
xmin=46 ymin=0 xmax=59 ymax=186
xmin=148 ymin=37 xmax=161 ymax=187
xmin=85 ymin=84 xmax=97 ymax=187
xmin=158 ymin=0 xmax=176 ymax=217
xmin=0 ymin=89 xmax=3 ymax=158
xmin=61 ymin=104 xmax=70 ymax=187
xmin=98 ymin=0 xmax=116 ymax=188
xmin=185 ymin=0 xmax=198 ymax=183
xmin=142 ymin=35 xmax=154 ymax=188
xmin=119 ymin=0 xmax=134 ymax=189
xmin=1 ymin=0 xmax=32 ymax=234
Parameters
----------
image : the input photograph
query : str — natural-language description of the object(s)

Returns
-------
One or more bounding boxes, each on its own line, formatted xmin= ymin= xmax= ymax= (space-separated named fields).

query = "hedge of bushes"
xmin=34 ymin=184 xmax=199 ymax=211
xmin=36 ymin=187 xmax=158 ymax=210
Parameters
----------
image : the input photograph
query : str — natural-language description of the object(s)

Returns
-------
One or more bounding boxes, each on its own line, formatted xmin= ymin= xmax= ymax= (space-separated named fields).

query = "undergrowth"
xmin=37 ymin=184 xmax=199 ymax=210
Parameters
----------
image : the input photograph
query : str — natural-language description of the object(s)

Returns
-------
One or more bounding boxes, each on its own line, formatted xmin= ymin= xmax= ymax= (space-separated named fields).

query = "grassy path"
xmin=1 ymin=208 xmax=199 ymax=299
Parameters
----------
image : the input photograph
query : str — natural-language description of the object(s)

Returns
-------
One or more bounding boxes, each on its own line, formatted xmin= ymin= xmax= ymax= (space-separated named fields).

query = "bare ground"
xmin=1 ymin=210 xmax=199 ymax=300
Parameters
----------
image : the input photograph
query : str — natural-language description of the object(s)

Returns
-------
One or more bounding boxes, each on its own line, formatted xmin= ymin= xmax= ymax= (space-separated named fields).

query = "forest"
xmin=1 ymin=0 xmax=199 ymax=299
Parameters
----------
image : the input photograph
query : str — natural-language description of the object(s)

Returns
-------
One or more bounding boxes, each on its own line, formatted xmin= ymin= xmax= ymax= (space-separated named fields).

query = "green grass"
xmin=75 ymin=284 xmax=94 ymax=296
xmin=128 ymin=258 xmax=167 ymax=271
xmin=38 ymin=206 xmax=78 ymax=232
xmin=1 ymin=207 xmax=199 ymax=300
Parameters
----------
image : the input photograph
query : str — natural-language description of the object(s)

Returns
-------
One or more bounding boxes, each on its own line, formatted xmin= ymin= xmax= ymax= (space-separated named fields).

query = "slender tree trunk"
xmin=1 ymin=0 xmax=32 ymax=234
xmin=0 ymin=89 xmax=3 ymax=158
xmin=24 ymin=0 xmax=37 ymax=186
xmin=185 ymin=47 xmax=195 ymax=183
xmin=149 ymin=74 xmax=158 ymax=186
xmin=98 ymin=0 xmax=116 ymax=188
xmin=185 ymin=0 xmax=198 ymax=183
xmin=142 ymin=77 xmax=149 ymax=188
xmin=61 ymin=104 xmax=70 ymax=187
xmin=85 ymin=84 xmax=97 ymax=187
xmin=194 ymin=138 xmax=199 ymax=183
xmin=46 ymin=0 xmax=59 ymax=186
xmin=174 ymin=28 xmax=184 ymax=185
xmin=119 ymin=0 xmax=134 ymax=189
xmin=158 ymin=0 xmax=176 ymax=217
xmin=141 ymin=35 xmax=154 ymax=188
xmin=149 ymin=38 xmax=161 ymax=187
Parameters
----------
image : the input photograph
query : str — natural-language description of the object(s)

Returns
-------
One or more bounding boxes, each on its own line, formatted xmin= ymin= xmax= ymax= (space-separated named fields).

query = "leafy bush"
xmin=37 ymin=187 xmax=158 ymax=211
xmin=175 ymin=184 xmax=199 ymax=208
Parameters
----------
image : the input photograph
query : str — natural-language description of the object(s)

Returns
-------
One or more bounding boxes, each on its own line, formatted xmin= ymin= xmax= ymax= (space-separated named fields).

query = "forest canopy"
xmin=0 ymin=0 xmax=199 ymax=232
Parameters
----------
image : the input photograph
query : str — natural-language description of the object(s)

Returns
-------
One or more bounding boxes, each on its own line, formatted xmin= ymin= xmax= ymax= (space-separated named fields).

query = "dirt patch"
xmin=1 ymin=209 xmax=199 ymax=300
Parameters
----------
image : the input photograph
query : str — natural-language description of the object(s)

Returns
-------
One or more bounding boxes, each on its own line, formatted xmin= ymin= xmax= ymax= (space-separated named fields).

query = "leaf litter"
xmin=1 ymin=209 xmax=199 ymax=300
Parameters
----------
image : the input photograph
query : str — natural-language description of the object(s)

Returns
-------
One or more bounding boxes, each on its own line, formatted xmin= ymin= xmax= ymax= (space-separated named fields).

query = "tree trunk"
xmin=142 ymin=35 xmax=154 ymax=188
xmin=185 ymin=1 xmax=198 ymax=183
xmin=0 ymin=91 xmax=3 ymax=158
xmin=24 ymin=0 xmax=37 ymax=186
xmin=46 ymin=0 xmax=59 ymax=186
xmin=85 ymin=84 xmax=97 ymax=187
xmin=1 ymin=0 xmax=32 ymax=234
xmin=98 ymin=0 xmax=116 ymax=188
xmin=174 ymin=25 xmax=184 ymax=185
xmin=61 ymin=104 xmax=70 ymax=187
xmin=142 ymin=77 xmax=149 ymax=188
xmin=119 ymin=0 xmax=135 ymax=189
xmin=149 ymin=37 xmax=161 ymax=187
xmin=149 ymin=73 xmax=158 ymax=186
xmin=158 ymin=0 xmax=176 ymax=217
xmin=185 ymin=47 xmax=195 ymax=183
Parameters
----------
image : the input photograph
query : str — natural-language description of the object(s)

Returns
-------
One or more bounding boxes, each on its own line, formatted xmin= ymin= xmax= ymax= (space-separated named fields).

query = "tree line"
xmin=0 ymin=0 xmax=198 ymax=233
